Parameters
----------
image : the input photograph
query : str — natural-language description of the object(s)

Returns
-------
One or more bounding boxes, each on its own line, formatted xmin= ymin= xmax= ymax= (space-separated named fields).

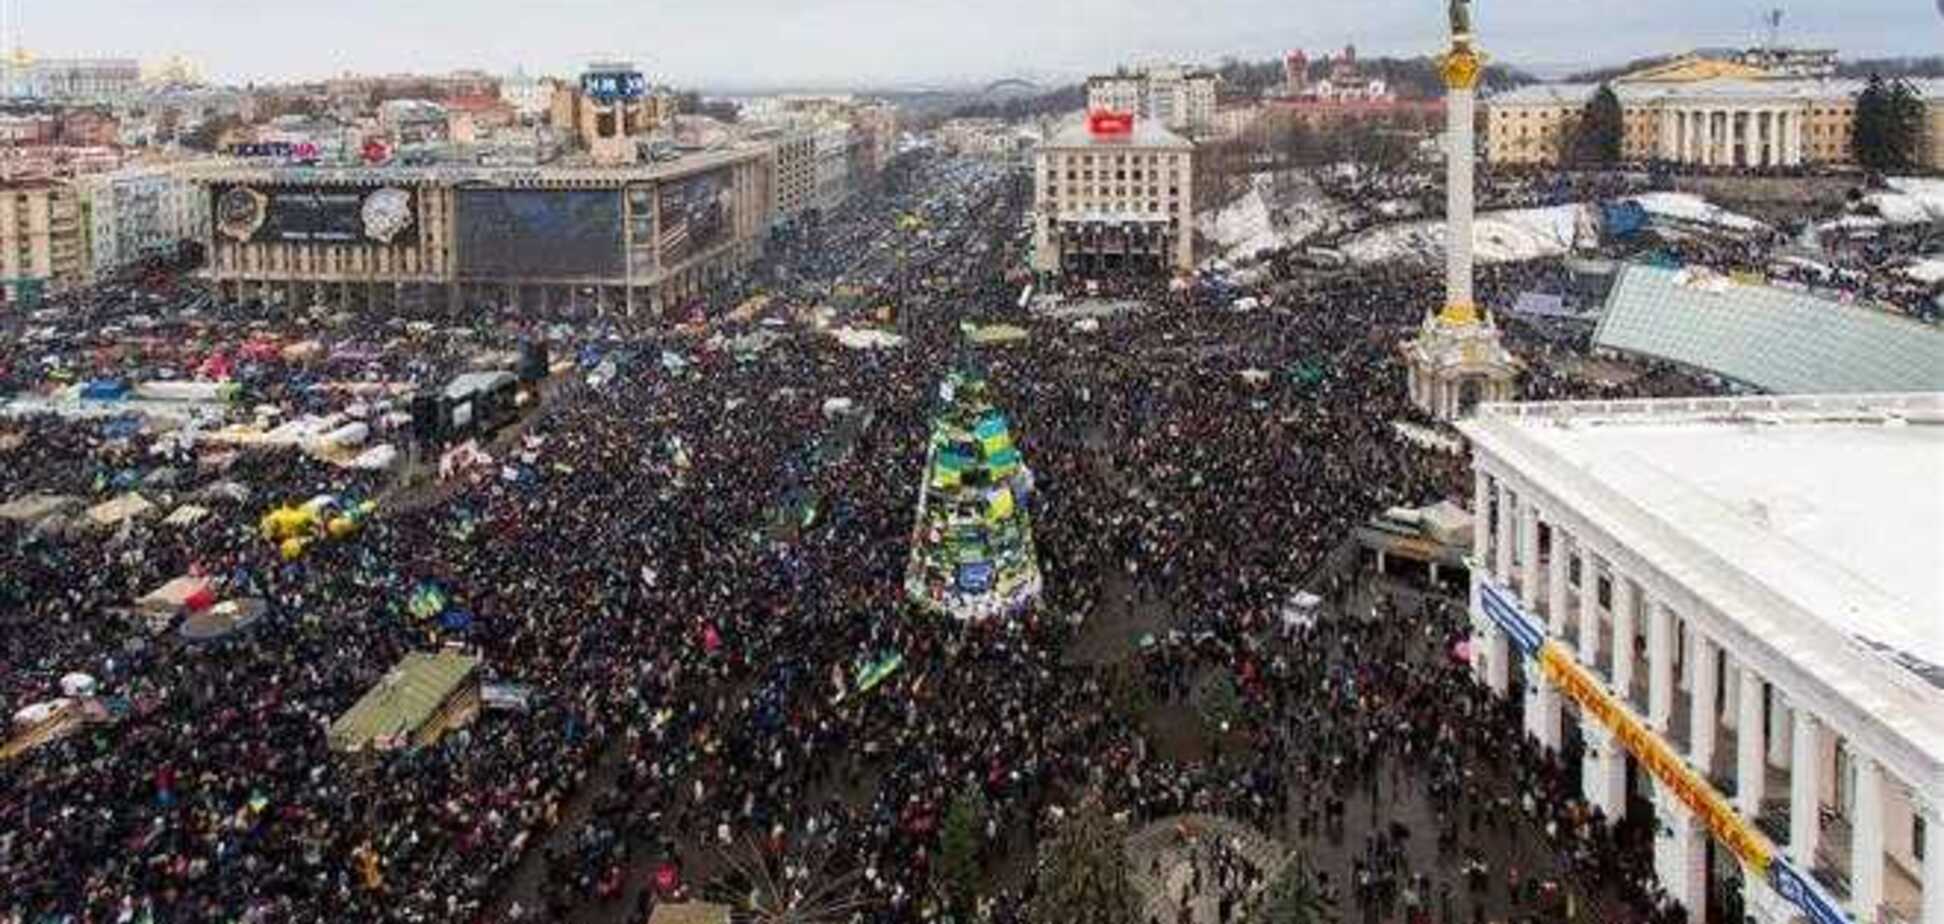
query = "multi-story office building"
xmin=196 ymin=148 xmax=773 ymax=317
xmin=1085 ymin=65 xmax=1218 ymax=136
xmin=0 ymin=179 xmax=84 ymax=304
xmin=1486 ymin=77 xmax=1944 ymax=169
xmin=1032 ymin=112 xmax=1195 ymax=277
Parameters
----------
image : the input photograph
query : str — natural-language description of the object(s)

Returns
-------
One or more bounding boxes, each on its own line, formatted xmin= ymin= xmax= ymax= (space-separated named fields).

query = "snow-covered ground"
xmin=1628 ymin=192 xmax=1766 ymax=233
xmin=1339 ymin=203 xmax=1586 ymax=265
xmin=1901 ymin=258 xmax=1944 ymax=285
xmin=1867 ymin=177 xmax=1944 ymax=225
xmin=1196 ymin=173 xmax=1350 ymax=266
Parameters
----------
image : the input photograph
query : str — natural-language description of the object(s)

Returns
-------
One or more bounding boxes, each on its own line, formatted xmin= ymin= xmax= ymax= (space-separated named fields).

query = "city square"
xmin=0 ymin=2 xmax=1941 ymax=923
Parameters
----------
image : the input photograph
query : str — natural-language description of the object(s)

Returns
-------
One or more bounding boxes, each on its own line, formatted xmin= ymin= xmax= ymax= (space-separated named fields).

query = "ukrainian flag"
xmin=986 ymin=486 xmax=1015 ymax=523
xmin=932 ymin=451 xmax=971 ymax=489
xmin=975 ymin=415 xmax=1012 ymax=456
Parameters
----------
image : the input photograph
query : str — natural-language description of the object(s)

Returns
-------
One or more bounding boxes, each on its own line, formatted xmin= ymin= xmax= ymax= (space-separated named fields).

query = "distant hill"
xmin=1836 ymin=56 xmax=1944 ymax=79
xmin=1563 ymin=53 xmax=1944 ymax=84
xmin=1216 ymin=54 xmax=1536 ymax=99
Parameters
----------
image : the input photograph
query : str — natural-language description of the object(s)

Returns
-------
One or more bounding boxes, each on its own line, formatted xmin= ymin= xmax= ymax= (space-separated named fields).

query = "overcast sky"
xmin=11 ymin=0 xmax=1942 ymax=88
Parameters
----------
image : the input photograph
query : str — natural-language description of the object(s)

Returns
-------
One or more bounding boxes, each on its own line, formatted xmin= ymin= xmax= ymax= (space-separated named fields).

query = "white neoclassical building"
xmin=1460 ymin=394 xmax=1944 ymax=924
xmin=1486 ymin=77 xmax=1944 ymax=169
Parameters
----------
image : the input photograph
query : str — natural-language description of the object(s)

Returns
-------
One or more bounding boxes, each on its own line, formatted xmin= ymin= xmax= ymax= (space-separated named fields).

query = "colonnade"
xmin=1469 ymin=467 xmax=1942 ymax=923
xmin=1658 ymin=105 xmax=1804 ymax=168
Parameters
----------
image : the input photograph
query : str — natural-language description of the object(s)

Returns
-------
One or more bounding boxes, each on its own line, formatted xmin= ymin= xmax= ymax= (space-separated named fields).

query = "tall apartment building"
xmin=76 ymin=164 xmax=208 ymax=282
xmin=0 ymin=180 xmax=85 ymax=305
xmin=756 ymin=126 xmax=817 ymax=226
xmin=1085 ymin=65 xmax=1217 ymax=137
xmin=813 ymin=124 xmax=854 ymax=213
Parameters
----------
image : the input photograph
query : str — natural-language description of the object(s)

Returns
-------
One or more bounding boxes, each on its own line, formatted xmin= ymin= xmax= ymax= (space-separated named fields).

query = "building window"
xmin=1917 ymin=815 xmax=1927 ymax=862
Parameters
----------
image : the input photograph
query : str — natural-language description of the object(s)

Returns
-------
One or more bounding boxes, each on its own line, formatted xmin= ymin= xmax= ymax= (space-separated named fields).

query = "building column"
xmin=1769 ymin=693 xmax=1793 ymax=770
xmin=1787 ymin=109 xmax=1803 ymax=166
xmin=1577 ymin=549 xmax=1601 ymax=667
xmin=1737 ymin=667 xmax=1767 ymax=817
xmin=1660 ymin=795 xmax=1709 ymax=924
xmin=1648 ymin=599 xmax=1674 ymax=731
xmin=1766 ymin=108 xmax=1780 ymax=167
xmin=1689 ymin=633 xmax=1717 ymax=774
xmin=1611 ymin=574 xmax=1636 ymax=698
xmin=1494 ymin=483 xmax=1515 ymax=584
xmin=1524 ymin=659 xmax=1562 ymax=751
xmin=1850 ymin=754 xmax=1885 ymax=922
xmin=1790 ymin=710 xmax=1821 ymax=868
xmin=1472 ymin=471 xmax=1491 ymax=563
xmin=1486 ymin=627 xmax=1510 ymax=696
xmin=1659 ymin=108 xmax=1677 ymax=160
xmin=1518 ymin=502 xmax=1541 ymax=611
xmin=1547 ymin=526 xmax=1571 ymax=639
xmin=1582 ymin=722 xmax=1627 ymax=823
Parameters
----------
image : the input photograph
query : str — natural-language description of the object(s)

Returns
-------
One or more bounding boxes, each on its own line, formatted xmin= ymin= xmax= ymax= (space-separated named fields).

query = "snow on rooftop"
xmin=1482 ymin=398 xmax=1944 ymax=675
xmin=1466 ymin=395 xmax=1944 ymax=768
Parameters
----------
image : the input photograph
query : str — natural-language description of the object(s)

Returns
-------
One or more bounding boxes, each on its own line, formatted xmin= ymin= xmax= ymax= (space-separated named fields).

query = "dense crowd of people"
xmin=0 ymin=148 xmax=1753 ymax=924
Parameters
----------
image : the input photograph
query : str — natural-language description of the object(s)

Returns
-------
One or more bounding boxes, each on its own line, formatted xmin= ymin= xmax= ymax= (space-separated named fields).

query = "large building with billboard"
xmin=196 ymin=148 xmax=772 ymax=317
xmin=1032 ymin=111 xmax=1195 ymax=278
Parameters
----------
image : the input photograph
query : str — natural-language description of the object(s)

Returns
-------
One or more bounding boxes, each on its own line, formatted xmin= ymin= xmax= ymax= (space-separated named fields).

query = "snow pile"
xmin=1901 ymin=259 xmax=1944 ymax=285
xmin=1197 ymin=173 xmax=1348 ymax=266
xmin=1198 ymin=184 xmax=1282 ymax=263
xmin=1628 ymin=192 xmax=1766 ymax=233
xmin=1340 ymin=204 xmax=1584 ymax=266
xmin=1867 ymin=178 xmax=1944 ymax=224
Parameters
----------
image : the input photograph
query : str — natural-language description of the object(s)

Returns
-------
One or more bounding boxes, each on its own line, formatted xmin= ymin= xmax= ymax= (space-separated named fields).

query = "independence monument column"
xmin=1398 ymin=0 xmax=1521 ymax=421
xmin=1441 ymin=0 xmax=1482 ymax=324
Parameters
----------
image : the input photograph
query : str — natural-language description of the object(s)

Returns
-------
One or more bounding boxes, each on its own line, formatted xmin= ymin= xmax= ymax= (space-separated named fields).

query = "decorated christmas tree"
xmin=904 ymin=366 xmax=1042 ymax=621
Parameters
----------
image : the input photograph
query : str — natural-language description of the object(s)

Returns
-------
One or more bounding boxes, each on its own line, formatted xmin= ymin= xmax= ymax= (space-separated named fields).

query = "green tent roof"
xmin=328 ymin=651 xmax=480 ymax=752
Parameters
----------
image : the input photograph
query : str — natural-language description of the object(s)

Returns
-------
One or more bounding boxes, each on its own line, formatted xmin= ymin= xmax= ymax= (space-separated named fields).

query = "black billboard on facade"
xmin=212 ymin=184 xmax=418 ymax=245
xmin=656 ymin=169 xmax=734 ymax=269
xmin=455 ymin=189 xmax=626 ymax=279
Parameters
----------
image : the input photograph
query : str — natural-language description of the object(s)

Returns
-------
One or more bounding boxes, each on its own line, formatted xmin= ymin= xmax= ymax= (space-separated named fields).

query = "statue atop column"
xmin=1449 ymin=0 xmax=1473 ymax=40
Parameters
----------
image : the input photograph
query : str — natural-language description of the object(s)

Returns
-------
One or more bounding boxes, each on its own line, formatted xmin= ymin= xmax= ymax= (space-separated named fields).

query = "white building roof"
xmin=1464 ymin=394 xmax=1944 ymax=782
xmin=1045 ymin=117 xmax=1192 ymax=151
xmin=1489 ymin=76 xmax=1944 ymax=107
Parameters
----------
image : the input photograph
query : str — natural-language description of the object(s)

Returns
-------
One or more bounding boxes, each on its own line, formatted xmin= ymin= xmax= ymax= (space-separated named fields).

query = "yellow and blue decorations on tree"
xmin=905 ymin=369 xmax=1043 ymax=621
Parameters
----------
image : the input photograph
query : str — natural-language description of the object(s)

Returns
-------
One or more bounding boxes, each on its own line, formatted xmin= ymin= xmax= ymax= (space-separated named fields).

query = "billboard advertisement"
xmin=580 ymin=70 xmax=646 ymax=104
xmin=212 ymin=184 xmax=417 ymax=245
xmin=656 ymin=169 xmax=734 ymax=269
xmin=455 ymin=189 xmax=625 ymax=279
